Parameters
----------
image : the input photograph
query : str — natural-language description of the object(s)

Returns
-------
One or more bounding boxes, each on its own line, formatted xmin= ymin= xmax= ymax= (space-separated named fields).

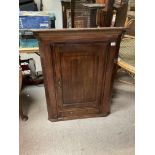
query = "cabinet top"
xmin=33 ymin=27 xmax=125 ymax=33
xmin=33 ymin=27 xmax=126 ymax=43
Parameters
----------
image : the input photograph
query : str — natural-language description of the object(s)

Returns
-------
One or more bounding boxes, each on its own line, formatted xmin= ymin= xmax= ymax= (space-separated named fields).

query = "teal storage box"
xmin=19 ymin=39 xmax=38 ymax=48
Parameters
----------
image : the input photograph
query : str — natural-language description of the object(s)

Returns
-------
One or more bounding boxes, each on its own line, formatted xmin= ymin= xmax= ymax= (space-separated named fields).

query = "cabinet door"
xmin=53 ymin=43 xmax=109 ymax=117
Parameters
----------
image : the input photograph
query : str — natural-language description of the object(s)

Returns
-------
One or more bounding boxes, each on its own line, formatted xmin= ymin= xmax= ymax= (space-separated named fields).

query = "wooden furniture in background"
xmin=71 ymin=0 xmax=95 ymax=28
xmin=19 ymin=67 xmax=28 ymax=121
xmin=96 ymin=0 xmax=115 ymax=27
xmin=117 ymin=58 xmax=135 ymax=75
xmin=96 ymin=0 xmax=129 ymax=27
xmin=125 ymin=12 xmax=135 ymax=36
xmin=61 ymin=0 xmax=96 ymax=28
xmin=83 ymin=4 xmax=105 ymax=27
xmin=117 ymin=10 xmax=135 ymax=76
xmin=33 ymin=28 xmax=125 ymax=121
xmin=61 ymin=0 xmax=72 ymax=28
xmin=19 ymin=47 xmax=39 ymax=53
xmin=61 ymin=0 xmax=129 ymax=28
xmin=96 ymin=0 xmax=106 ymax=4
xmin=114 ymin=0 xmax=128 ymax=27
xmin=117 ymin=32 xmax=135 ymax=77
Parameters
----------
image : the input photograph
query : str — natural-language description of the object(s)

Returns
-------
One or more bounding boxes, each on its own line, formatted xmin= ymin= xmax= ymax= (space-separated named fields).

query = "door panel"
xmin=53 ymin=43 xmax=109 ymax=113
xmin=61 ymin=54 xmax=98 ymax=104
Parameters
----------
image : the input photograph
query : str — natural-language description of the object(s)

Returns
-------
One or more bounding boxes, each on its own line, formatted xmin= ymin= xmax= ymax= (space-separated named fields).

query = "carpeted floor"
xmin=19 ymin=72 xmax=135 ymax=155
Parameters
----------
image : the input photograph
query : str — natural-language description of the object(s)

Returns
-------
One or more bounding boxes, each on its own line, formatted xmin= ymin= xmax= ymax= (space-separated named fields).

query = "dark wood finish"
xmin=33 ymin=28 xmax=125 ymax=121
xmin=114 ymin=1 xmax=128 ymax=27
xmin=61 ymin=1 xmax=72 ymax=28
xmin=61 ymin=0 xmax=96 ymax=28
xmin=61 ymin=0 xmax=129 ymax=28
xmin=96 ymin=0 xmax=106 ymax=4
xmin=96 ymin=0 xmax=129 ymax=27
xmin=99 ymin=0 xmax=115 ymax=26
xmin=83 ymin=4 xmax=105 ymax=27
xmin=97 ymin=0 xmax=115 ymax=27
xmin=71 ymin=0 xmax=95 ymax=28
xmin=19 ymin=67 xmax=28 ymax=121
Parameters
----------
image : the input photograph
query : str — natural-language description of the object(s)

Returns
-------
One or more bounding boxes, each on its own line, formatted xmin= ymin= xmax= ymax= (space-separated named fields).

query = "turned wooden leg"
xmin=19 ymin=109 xmax=28 ymax=121
xmin=19 ymin=99 xmax=28 ymax=121
xmin=19 ymin=66 xmax=28 ymax=121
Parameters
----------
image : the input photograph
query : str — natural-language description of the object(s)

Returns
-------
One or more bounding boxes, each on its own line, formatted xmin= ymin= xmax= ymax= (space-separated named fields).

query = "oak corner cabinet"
xmin=33 ymin=28 xmax=125 ymax=122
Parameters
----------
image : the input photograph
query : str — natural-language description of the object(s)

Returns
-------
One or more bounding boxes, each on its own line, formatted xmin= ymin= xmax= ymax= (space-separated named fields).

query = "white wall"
xmin=34 ymin=0 xmax=63 ymax=28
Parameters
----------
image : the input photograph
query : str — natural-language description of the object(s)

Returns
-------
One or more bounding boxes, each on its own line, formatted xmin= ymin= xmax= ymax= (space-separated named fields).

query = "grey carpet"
xmin=19 ymin=72 xmax=135 ymax=155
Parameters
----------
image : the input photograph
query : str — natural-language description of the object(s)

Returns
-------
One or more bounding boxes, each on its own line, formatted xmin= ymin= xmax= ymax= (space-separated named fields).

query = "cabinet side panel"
xmin=39 ymin=42 xmax=58 ymax=120
xmin=101 ymin=35 xmax=122 ymax=114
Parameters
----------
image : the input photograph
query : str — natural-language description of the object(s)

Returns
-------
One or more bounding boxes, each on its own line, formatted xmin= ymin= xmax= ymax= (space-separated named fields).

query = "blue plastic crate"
xmin=19 ymin=11 xmax=54 ymax=29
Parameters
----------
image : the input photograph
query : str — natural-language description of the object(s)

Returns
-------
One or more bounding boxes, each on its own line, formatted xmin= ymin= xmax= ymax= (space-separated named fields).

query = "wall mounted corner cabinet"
xmin=33 ymin=28 xmax=125 ymax=122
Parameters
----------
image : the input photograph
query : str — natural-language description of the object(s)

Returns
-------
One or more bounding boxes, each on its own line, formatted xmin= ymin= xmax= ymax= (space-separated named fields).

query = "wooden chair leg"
xmin=19 ymin=66 xmax=28 ymax=121
xmin=19 ymin=97 xmax=28 ymax=121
